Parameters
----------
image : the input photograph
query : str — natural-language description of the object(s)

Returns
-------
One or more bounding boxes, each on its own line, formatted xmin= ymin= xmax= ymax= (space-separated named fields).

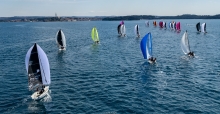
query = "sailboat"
xmin=163 ymin=22 xmax=166 ymax=29
xmin=140 ymin=32 xmax=156 ymax=63
xmin=145 ymin=21 xmax=149 ymax=27
xmin=169 ymin=22 xmax=173 ymax=29
xmin=181 ymin=31 xmax=194 ymax=57
xmin=176 ymin=22 xmax=181 ymax=32
xmin=196 ymin=22 xmax=201 ymax=32
xmin=91 ymin=27 xmax=99 ymax=44
xmin=201 ymin=23 xmax=207 ymax=33
xmin=56 ymin=29 xmax=66 ymax=50
xmin=120 ymin=24 xmax=126 ymax=37
xmin=172 ymin=21 xmax=176 ymax=30
xmin=153 ymin=21 xmax=157 ymax=26
xmin=25 ymin=43 xmax=51 ymax=100
xmin=134 ymin=25 xmax=140 ymax=37
xmin=159 ymin=21 xmax=163 ymax=28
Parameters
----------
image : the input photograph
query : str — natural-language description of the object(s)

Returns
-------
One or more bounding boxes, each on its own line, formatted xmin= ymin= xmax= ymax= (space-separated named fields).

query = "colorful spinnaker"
xmin=176 ymin=22 xmax=181 ymax=31
xmin=159 ymin=21 xmax=163 ymax=28
xmin=91 ymin=27 xmax=99 ymax=43
xmin=140 ymin=33 xmax=153 ymax=59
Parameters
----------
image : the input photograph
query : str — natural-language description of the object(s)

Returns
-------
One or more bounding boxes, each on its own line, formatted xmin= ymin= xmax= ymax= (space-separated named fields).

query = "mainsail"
xmin=181 ymin=31 xmax=191 ymax=54
xmin=140 ymin=33 xmax=152 ymax=59
xmin=25 ymin=43 xmax=51 ymax=91
xmin=196 ymin=22 xmax=201 ymax=32
xmin=201 ymin=23 xmax=206 ymax=33
xmin=56 ymin=29 xmax=66 ymax=48
xmin=91 ymin=27 xmax=99 ymax=42
xmin=134 ymin=25 xmax=140 ymax=36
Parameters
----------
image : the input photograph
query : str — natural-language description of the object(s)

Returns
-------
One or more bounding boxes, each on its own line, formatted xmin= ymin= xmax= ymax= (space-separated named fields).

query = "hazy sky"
xmin=1 ymin=0 xmax=220 ymax=17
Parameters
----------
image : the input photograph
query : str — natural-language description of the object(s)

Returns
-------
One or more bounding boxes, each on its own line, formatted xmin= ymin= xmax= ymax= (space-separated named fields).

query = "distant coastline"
xmin=1 ymin=14 xmax=220 ymax=22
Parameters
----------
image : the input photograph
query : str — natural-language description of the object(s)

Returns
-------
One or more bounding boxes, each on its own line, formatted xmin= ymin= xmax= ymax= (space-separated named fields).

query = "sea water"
xmin=0 ymin=19 xmax=220 ymax=113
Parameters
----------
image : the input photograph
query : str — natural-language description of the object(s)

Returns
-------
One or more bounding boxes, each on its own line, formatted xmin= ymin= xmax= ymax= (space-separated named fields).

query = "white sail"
xmin=56 ymin=29 xmax=66 ymax=49
xmin=134 ymin=25 xmax=140 ymax=36
xmin=145 ymin=21 xmax=149 ymax=26
xmin=181 ymin=31 xmax=190 ymax=54
xmin=172 ymin=22 xmax=176 ymax=30
xmin=120 ymin=25 xmax=126 ymax=36
xmin=25 ymin=43 xmax=51 ymax=91
xmin=169 ymin=22 xmax=172 ymax=29
xmin=201 ymin=23 xmax=206 ymax=33
xmin=36 ymin=44 xmax=51 ymax=85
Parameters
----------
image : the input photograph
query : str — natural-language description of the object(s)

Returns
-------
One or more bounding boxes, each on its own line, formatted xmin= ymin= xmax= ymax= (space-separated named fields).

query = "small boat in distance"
xmin=172 ymin=21 xmax=176 ymax=30
xmin=56 ymin=29 xmax=66 ymax=50
xmin=25 ymin=43 xmax=51 ymax=100
xmin=169 ymin=22 xmax=173 ymax=30
xmin=140 ymin=32 xmax=156 ymax=63
xmin=134 ymin=25 xmax=140 ymax=37
xmin=176 ymin=22 xmax=181 ymax=32
xmin=91 ymin=27 xmax=99 ymax=44
xmin=181 ymin=31 xmax=194 ymax=57
xmin=196 ymin=22 xmax=201 ymax=32
xmin=201 ymin=23 xmax=207 ymax=33
xmin=163 ymin=22 xmax=167 ymax=29
xmin=153 ymin=21 xmax=157 ymax=26
xmin=159 ymin=21 xmax=163 ymax=28
xmin=145 ymin=21 xmax=149 ymax=27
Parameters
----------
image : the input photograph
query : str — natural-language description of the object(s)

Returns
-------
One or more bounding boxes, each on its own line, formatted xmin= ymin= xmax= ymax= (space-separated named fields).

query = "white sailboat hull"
xmin=31 ymin=86 xmax=49 ymax=100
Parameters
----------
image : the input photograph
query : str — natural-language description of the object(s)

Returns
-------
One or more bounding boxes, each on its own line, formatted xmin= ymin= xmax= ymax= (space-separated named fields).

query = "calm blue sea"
xmin=1 ymin=19 xmax=220 ymax=113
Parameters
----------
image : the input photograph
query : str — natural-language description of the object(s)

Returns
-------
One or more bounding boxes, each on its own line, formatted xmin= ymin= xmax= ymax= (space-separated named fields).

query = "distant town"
xmin=1 ymin=14 xmax=220 ymax=22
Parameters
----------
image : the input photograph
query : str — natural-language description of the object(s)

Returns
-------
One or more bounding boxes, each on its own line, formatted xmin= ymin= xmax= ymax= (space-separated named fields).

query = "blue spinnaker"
xmin=140 ymin=33 xmax=152 ymax=59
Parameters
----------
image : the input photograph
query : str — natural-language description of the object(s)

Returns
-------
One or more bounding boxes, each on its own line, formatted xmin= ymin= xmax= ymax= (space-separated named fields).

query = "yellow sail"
xmin=91 ymin=27 xmax=99 ymax=42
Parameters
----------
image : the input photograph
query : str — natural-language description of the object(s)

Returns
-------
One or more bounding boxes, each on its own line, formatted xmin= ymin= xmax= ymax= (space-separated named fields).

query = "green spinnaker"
xmin=91 ymin=27 xmax=99 ymax=42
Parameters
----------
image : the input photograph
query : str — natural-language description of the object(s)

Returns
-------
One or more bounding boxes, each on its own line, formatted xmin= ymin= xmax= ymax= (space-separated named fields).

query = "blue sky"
xmin=1 ymin=0 xmax=220 ymax=17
